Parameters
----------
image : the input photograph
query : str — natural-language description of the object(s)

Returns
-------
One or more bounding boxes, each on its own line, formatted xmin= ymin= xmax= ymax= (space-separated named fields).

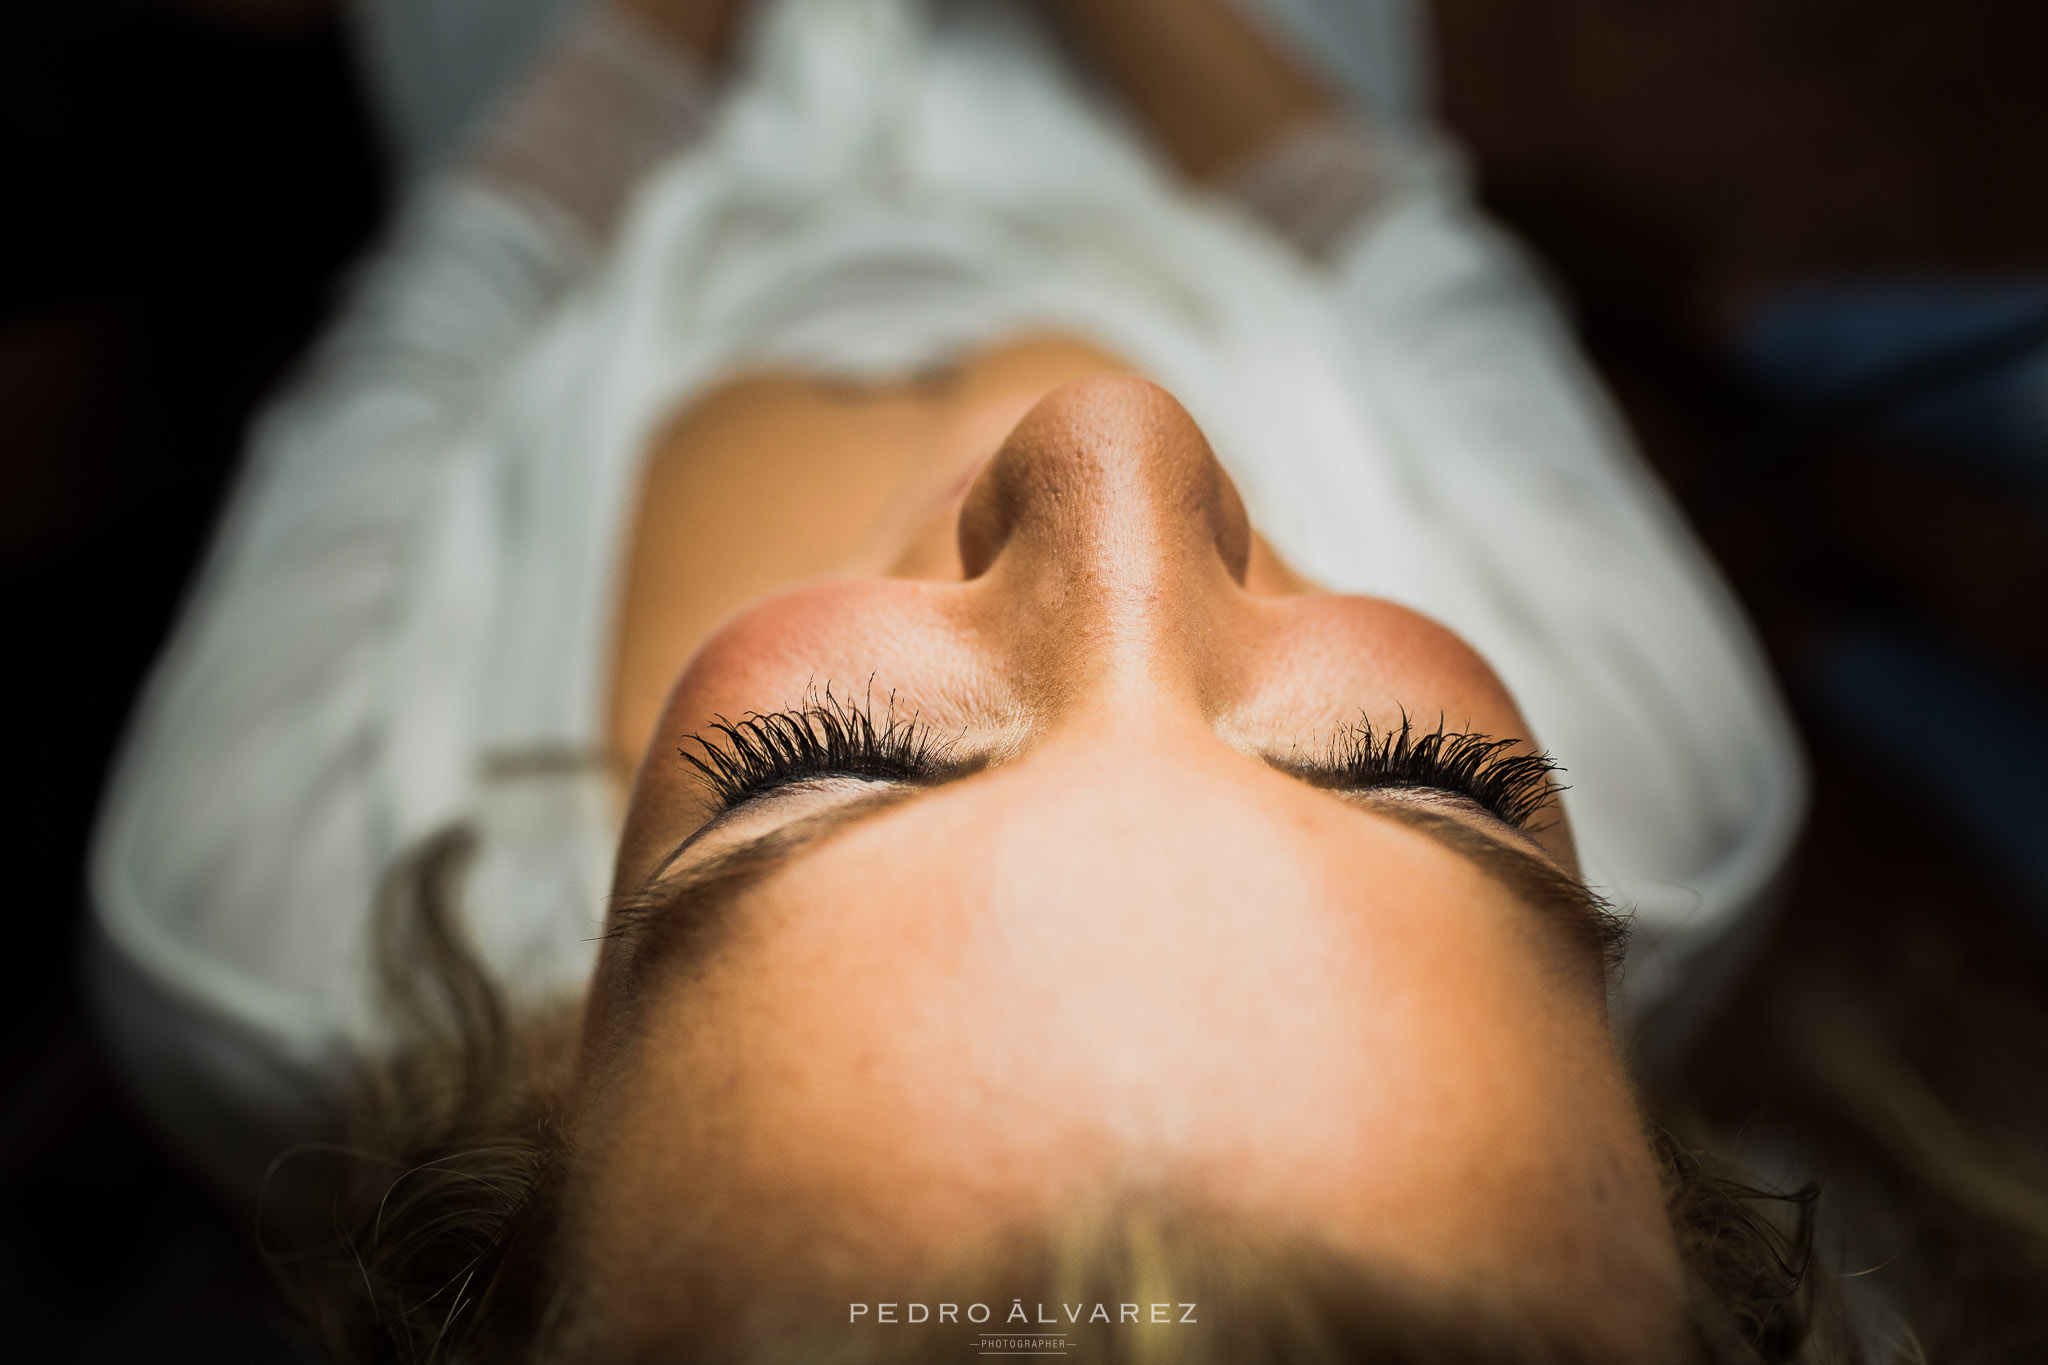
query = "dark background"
xmin=4 ymin=0 xmax=2044 ymax=1358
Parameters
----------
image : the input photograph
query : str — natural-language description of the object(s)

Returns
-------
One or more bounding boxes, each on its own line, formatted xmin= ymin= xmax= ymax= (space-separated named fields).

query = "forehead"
xmin=582 ymin=753 xmax=1621 ymax=1221
xmin=608 ymin=719 xmax=1592 ymax=1015
xmin=565 ymin=759 xmax=1679 ymax=1349
xmin=657 ymin=753 xmax=1572 ymax=1055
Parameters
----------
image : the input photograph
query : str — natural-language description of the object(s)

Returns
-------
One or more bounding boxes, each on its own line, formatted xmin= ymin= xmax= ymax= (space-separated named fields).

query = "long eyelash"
xmin=1321 ymin=713 xmax=1562 ymax=829
xmin=679 ymin=684 xmax=947 ymax=810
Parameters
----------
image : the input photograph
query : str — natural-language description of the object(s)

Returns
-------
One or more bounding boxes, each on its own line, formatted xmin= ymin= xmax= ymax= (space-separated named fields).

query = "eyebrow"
xmin=1352 ymin=801 xmax=1632 ymax=977
xmin=604 ymin=784 xmax=942 ymax=994
xmin=605 ymin=770 xmax=1630 ymax=998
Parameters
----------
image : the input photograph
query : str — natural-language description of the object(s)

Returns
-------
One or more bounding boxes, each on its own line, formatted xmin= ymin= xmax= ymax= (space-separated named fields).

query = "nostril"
xmin=954 ymin=447 xmax=1023 ymax=581
xmin=1203 ymin=460 xmax=1254 ymax=587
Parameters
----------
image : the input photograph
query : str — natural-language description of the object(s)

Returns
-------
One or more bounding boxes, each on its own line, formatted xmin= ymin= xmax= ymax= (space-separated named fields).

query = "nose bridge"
xmin=957 ymin=376 xmax=1252 ymax=707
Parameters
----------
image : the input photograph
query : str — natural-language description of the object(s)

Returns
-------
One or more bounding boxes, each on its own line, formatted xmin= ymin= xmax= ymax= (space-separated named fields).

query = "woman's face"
xmin=576 ymin=377 xmax=1688 ymax=1354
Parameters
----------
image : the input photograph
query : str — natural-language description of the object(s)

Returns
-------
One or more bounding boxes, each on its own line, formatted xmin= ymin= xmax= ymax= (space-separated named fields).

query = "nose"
xmin=955 ymin=375 xmax=1255 ymax=702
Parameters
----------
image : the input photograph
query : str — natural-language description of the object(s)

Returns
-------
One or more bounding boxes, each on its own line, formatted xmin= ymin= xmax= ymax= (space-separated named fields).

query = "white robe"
xmin=88 ymin=0 xmax=1804 ymax=1202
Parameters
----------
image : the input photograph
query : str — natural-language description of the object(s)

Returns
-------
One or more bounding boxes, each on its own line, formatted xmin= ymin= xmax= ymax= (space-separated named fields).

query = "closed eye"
xmin=682 ymin=695 xmax=1558 ymax=836
xmin=617 ymin=718 xmax=1610 ymax=984
xmin=1279 ymin=712 xmax=1563 ymax=831
xmin=678 ymin=688 xmax=960 ymax=815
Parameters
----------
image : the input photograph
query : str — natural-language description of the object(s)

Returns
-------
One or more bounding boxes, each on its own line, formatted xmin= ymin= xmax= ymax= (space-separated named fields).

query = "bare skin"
xmin=603 ymin=0 xmax=1343 ymax=762
xmin=608 ymin=336 xmax=1156 ymax=771
xmin=577 ymin=0 xmax=1691 ymax=1357
xmin=612 ymin=0 xmax=1334 ymax=181
xmin=582 ymin=376 xmax=1689 ymax=1357
xmin=612 ymin=0 xmax=751 ymax=63
xmin=1039 ymin=0 xmax=1334 ymax=179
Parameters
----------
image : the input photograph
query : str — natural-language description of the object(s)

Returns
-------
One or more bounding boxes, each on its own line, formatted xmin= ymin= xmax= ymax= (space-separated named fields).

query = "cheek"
xmin=662 ymin=580 xmax=982 ymax=720
xmin=881 ymin=507 xmax=967 ymax=581
xmin=613 ymin=580 xmax=998 ymax=883
xmin=1236 ymin=596 xmax=1533 ymax=738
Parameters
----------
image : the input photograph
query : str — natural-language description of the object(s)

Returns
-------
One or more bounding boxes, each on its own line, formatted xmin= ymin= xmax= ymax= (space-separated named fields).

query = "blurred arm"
xmin=465 ymin=0 xmax=746 ymax=242
xmin=1041 ymin=0 xmax=1406 ymax=260
xmin=610 ymin=0 xmax=747 ymax=63
xmin=1041 ymin=0 xmax=1331 ymax=181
